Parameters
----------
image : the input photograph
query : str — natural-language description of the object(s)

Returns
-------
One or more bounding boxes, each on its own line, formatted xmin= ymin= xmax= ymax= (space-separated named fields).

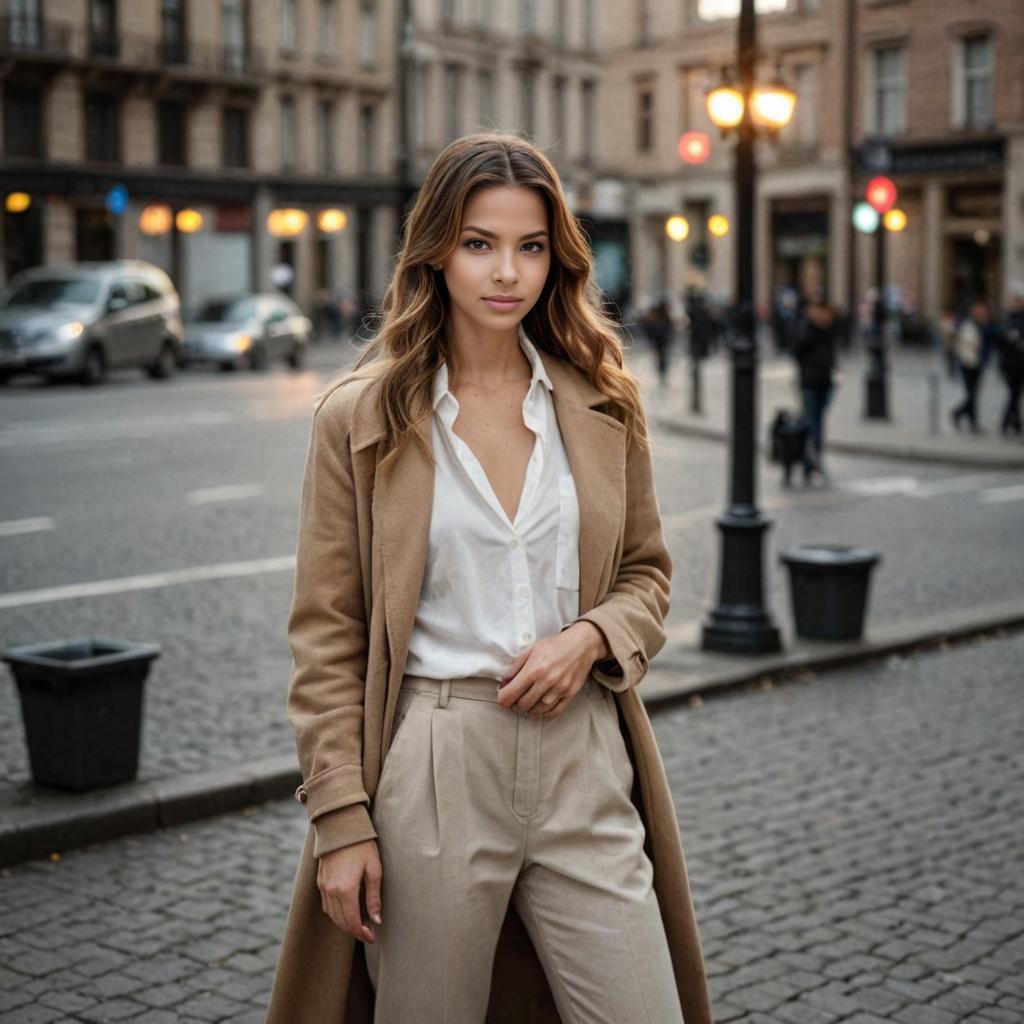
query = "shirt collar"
xmin=431 ymin=324 xmax=554 ymax=410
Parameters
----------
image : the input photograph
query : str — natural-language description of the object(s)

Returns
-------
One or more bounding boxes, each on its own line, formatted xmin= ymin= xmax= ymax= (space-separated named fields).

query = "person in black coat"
xmin=999 ymin=287 xmax=1024 ymax=436
xmin=793 ymin=289 xmax=837 ymax=484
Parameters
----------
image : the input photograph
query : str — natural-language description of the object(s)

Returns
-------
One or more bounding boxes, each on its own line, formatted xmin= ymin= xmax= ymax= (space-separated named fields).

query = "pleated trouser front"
xmin=363 ymin=672 xmax=685 ymax=1024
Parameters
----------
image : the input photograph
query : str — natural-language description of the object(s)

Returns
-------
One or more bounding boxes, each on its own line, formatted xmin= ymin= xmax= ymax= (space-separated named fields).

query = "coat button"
xmin=295 ymin=785 xmax=308 ymax=804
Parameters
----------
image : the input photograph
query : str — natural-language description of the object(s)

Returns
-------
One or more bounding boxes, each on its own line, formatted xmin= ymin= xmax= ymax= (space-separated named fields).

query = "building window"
xmin=478 ymin=67 xmax=495 ymax=127
xmin=583 ymin=0 xmax=597 ymax=50
xmin=789 ymin=62 xmax=817 ymax=145
xmin=158 ymin=101 xmax=187 ymax=165
xmin=223 ymin=106 xmax=249 ymax=168
xmin=318 ymin=0 xmax=334 ymax=59
xmin=636 ymin=0 xmax=651 ymax=45
xmin=360 ymin=0 xmax=376 ymax=70
xmin=554 ymin=0 xmax=568 ymax=45
xmin=222 ymin=0 xmax=247 ymax=73
xmin=85 ymin=92 xmax=119 ymax=162
xmin=281 ymin=95 xmax=297 ymax=171
xmin=520 ymin=0 xmax=536 ymax=36
xmin=414 ymin=62 xmax=432 ymax=145
xmin=696 ymin=0 xmax=787 ymax=20
xmin=160 ymin=0 xmax=186 ymax=63
xmin=444 ymin=64 xmax=463 ymax=141
xmin=89 ymin=0 xmax=119 ymax=59
xmin=959 ymin=34 xmax=993 ymax=130
xmin=873 ymin=46 xmax=906 ymax=136
xmin=317 ymin=99 xmax=335 ymax=173
xmin=518 ymin=65 xmax=537 ymax=137
xmin=680 ymin=67 xmax=712 ymax=133
xmin=636 ymin=82 xmax=655 ymax=153
xmin=552 ymin=75 xmax=568 ymax=149
xmin=280 ymin=0 xmax=297 ymax=56
xmin=581 ymin=79 xmax=596 ymax=161
xmin=8 ymin=0 xmax=42 ymax=49
xmin=3 ymin=84 xmax=43 ymax=158
xmin=359 ymin=103 xmax=376 ymax=174
xmin=441 ymin=0 xmax=457 ymax=26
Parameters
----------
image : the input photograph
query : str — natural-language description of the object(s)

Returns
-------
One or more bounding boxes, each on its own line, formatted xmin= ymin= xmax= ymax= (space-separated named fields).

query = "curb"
xmin=3 ymin=600 xmax=1023 ymax=869
xmin=654 ymin=415 xmax=1024 ymax=470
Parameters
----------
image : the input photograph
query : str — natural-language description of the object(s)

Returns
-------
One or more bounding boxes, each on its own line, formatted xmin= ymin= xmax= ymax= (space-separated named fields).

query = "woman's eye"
xmin=466 ymin=239 xmax=489 ymax=251
xmin=464 ymin=239 xmax=545 ymax=253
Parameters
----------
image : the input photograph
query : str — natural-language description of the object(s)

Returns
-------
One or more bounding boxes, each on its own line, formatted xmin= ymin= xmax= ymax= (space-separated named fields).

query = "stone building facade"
xmin=2 ymin=0 xmax=1022 ymax=324
xmin=0 ymin=0 xmax=400 ymax=316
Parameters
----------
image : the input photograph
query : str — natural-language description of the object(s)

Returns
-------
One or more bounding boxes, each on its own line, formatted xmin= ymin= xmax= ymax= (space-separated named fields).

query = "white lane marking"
xmin=0 ymin=556 xmax=296 ymax=610
xmin=843 ymin=476 xmax=919 ymax=496
xmin=912 ymin=474 xmax=1007 ymax=498
xmin=186 ymin=484 xmax=264 ymax=505
xmin=0 ymin=517 xmax=55 ymax=537
xmin=978 ymin=484 xmax=1024 ymax=504
xmin=0 ymin=411 xmax=237 ymax=449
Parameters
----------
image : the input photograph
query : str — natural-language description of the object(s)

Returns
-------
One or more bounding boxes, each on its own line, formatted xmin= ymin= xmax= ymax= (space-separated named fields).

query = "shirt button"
xmin=519 ymin=586 xmax=530 ymax=598
xmin=522 ymin=631 xmax=533 ymax=642
xmin=509 ymin=539 xmax=519 ymax=549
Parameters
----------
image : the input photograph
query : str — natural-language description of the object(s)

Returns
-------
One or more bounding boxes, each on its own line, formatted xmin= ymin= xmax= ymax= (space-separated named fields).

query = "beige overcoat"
xmin=265 ymin=347 xmax=714 ymax=1024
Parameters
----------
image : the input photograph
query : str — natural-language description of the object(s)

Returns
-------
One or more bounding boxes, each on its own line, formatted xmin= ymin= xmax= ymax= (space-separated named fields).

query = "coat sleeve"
xmin=287 ymin=385 xmax=379 ymax=859
xmin=567 ymin=431 xmax=672 ymax=692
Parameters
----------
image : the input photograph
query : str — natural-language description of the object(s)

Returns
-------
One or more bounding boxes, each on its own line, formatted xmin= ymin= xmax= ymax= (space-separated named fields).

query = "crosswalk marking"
xmin=978 ymin=484 xmax=1024 ymax=504
xmin=186 ymin=484 xmax=264 ymax=505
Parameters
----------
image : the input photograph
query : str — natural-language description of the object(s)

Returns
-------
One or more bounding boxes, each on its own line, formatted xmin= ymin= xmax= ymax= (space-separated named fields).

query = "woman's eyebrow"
xmin=460 ymin=226 xmax=549 ymax=240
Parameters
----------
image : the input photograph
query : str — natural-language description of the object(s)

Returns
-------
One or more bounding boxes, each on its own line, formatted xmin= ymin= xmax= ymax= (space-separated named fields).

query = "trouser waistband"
xmin=400 ymin=673 xmax=603 ymax=708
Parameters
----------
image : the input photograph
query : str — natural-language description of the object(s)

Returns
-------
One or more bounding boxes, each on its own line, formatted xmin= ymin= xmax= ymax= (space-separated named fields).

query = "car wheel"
xmin=287 ymin=343 xmax=307 ymax=371
xmin=80 ymin=345 xmax=106 ymax=386
xmin=249 ymin=344 xmax=269 ymax=371
xmin=147 ymin=341 xmax=178 ymax=380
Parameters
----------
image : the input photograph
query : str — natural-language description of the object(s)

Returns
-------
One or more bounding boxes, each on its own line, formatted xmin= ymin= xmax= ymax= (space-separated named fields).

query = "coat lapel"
xmin=365 ymin=347 xmax=627 ymax=696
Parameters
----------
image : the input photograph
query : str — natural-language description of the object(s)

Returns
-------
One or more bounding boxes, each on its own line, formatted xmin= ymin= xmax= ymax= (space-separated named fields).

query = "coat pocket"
xmin=555 ymin=473 xmax=580 ymax=591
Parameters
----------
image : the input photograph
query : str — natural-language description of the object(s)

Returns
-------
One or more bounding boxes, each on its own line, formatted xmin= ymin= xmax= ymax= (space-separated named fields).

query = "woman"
xmin=266 ymin=132 xmax=712 ymax=1024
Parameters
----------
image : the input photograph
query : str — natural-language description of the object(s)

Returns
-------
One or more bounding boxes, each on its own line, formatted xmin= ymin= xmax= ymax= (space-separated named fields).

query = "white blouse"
xmin=404 ymin=326 xmax=581 ymax=682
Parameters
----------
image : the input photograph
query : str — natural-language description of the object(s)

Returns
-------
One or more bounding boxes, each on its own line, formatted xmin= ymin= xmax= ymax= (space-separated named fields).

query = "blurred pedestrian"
xmin=266 ymin=130 xmax=711 ymax=1024
xmin=642 ymin=298 xmax=674 ymax=388
xmin=792 ymin=288 xmax=837 ymax=485
xmin=998 ymin=284 xmax=1024 ymax=435
xmin=938 ymin=307 xmax=959 ymax=380
xmin=951 ymin=297 xmax=997 ymax=433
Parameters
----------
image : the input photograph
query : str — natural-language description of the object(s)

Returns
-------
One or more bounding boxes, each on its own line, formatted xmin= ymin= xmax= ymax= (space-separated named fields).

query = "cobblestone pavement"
xmin=1 ymin=629 xmax=1021 ymax=1023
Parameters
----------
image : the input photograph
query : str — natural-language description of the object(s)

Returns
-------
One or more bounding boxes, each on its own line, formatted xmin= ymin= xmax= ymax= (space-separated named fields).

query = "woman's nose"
xmin=494 ymin=251 xmax=519 ymax=282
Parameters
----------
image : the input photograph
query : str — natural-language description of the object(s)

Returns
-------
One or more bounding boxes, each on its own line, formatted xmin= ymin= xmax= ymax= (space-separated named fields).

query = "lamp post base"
xmin=701 ymin=510 xmax=782 ymax=655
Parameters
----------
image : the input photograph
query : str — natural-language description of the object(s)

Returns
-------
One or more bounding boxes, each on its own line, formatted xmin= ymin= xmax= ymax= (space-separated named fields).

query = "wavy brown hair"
xmin=347 ymin=130 xmax=649 ymax=463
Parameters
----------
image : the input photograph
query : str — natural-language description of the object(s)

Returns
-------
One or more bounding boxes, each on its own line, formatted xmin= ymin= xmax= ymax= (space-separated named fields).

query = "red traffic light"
xmin=678 ymin=131 xmax=711 ymax=165
xmin=866 ymin=176 xmax=898 ymax=214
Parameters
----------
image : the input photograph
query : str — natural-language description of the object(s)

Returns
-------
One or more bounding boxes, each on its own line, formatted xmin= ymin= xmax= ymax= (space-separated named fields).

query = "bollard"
xmin=927 ymin=370 xmax=939 ymax=435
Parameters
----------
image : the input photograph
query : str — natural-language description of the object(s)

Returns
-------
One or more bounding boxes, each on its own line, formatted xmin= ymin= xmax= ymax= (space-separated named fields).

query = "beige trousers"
xmin=363 ymin=673 xmax=685 ymax=1024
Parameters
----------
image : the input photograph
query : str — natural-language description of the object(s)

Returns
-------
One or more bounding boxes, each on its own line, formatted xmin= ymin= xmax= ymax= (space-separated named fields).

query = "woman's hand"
xmin=317 ymin=839 xmax=382 ymax=943
xmin=497 ymin=621 xmax=609 ymax=719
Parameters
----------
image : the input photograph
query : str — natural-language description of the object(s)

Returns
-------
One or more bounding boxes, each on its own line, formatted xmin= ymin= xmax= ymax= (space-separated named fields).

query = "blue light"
xmin=106 ymin=185 xmax=129 ymax=216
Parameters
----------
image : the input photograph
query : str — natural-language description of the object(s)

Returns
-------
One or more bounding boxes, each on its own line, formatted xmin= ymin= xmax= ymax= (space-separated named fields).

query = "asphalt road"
xmin=1 ymin=625 xmax=1021 ymax=1023
xmin=1 ymin=342 xmax=1023 ymax=792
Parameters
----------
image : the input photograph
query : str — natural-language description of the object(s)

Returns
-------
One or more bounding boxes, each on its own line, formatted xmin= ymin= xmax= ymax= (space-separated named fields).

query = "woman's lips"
xmin=483 ymin=298 xmax=522 ymax=312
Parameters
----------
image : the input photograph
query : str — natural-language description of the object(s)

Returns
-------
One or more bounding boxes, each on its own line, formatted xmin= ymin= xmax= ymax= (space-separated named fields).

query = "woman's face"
xmin=439 ymin=185 xmax=552 ymax=336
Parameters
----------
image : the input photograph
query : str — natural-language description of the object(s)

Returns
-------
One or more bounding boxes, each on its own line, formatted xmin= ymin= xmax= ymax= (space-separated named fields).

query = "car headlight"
xmin=232 ymin=333 xmax=252 ymax=352
xmin=22 ymin=321 xmax=84 ymax=347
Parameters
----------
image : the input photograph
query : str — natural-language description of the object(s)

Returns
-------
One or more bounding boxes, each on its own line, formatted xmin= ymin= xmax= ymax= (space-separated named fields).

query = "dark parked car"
xmin=0 ymin=261 xmax=184 ymax=386
xmin=182 ymin=293 xmax=311 ymax=372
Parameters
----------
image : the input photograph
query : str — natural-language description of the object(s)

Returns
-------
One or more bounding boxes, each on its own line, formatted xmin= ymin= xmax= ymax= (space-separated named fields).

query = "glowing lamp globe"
xmin=708 ymin=214 xmax=730 ymax=238
xmin=678 ymin=131 xmax=712 ymax=165
xmin=317 ymin=209 xmax=348 ymax=233
xmin=665 ymin=216 xmax=691 ymax=242
xmin=175 ymin=208 xmax=204 ymax=233
xmin=140 ymin=204 xmax=173 ymax=236
xmin=706 ymin=85 xmax=745 ymax=129
xmin=750 ymin=82 xmax=797 ymax=130
xmin=6 ymin=192 xmax=31 ymax=213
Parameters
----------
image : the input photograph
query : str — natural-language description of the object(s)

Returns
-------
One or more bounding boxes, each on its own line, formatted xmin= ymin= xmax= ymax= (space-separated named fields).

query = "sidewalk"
xmin=643 ymin=342 xmax=1024 ymax=469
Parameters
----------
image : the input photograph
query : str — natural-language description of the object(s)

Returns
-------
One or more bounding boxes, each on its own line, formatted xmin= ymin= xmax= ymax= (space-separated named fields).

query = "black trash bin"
xmin=2 ymin=637 xmax=160 ymax=791
xmin=779 ymin=544 xmax=881 ymax=642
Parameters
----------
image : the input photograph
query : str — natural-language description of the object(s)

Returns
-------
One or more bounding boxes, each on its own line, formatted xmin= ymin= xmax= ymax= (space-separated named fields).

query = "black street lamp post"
xmin=701 ymin=0 xmax=783 ymax=655
xmin=864 ymin=225 xmax=891 ymax=419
